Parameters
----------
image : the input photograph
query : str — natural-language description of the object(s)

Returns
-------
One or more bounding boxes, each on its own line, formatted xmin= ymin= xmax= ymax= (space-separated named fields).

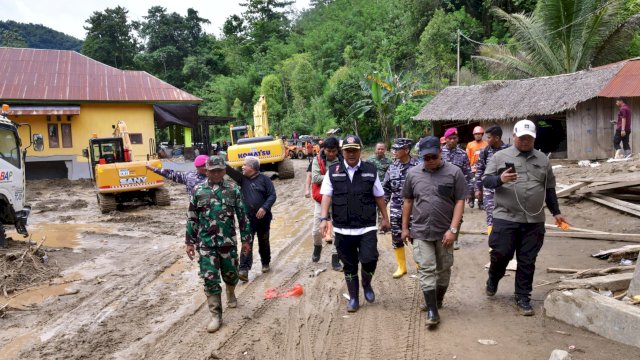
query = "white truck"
xmin=0 ymin=104 xmax=43 ymax=247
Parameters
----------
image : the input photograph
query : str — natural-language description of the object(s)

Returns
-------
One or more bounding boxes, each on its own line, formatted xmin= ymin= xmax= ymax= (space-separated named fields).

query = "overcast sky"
xmin=1 ymin=0 xmax=311 ymax=40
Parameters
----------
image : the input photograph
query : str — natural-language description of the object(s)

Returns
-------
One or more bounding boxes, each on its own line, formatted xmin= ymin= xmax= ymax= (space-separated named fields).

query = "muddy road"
xmin=1 ymin=159 xmax=640 ymax=360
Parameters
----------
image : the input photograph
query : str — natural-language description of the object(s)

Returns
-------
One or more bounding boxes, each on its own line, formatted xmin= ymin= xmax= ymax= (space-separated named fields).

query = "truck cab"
xmin=0 ymin=104 xmax=43 ymax=247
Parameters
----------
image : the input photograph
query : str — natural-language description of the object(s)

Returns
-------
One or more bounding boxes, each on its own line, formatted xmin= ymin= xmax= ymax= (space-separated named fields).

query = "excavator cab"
xmin=88 ymin=137 xmax=125 ymax=178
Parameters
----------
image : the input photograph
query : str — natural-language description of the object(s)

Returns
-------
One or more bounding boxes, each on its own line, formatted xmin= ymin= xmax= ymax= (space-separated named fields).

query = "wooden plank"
xmin=592 ymin=245 xmax=640 ymax=259
xmin=586 ymin=196 xmax=640 ymax=217
xmin=546 ymin=231 xmax=640 ymax=243
xmin=544 ymin=223 xmax=608 ymax=234
xmin=590 ymin=194 xmax=640 ymax=212
xmin=606 ymin=193 xmax=640 ymax=202
xmin=577 ymin=180 xmax=640 ymax=194
xmin=557 ymin=182 xmax=588 ymax=197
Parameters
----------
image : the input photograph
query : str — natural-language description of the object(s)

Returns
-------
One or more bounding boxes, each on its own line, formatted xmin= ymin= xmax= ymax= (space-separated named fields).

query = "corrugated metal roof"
xmin=598 ymin=58 xmax=640 ymax=97
xmin=8 ymin=105 xmax=80 ymax=115
xmin=0 ymin=47 xmax=201 ymax=103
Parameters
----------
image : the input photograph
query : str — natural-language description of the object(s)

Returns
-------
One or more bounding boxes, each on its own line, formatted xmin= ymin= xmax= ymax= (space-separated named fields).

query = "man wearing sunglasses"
xmin=401 ymin=136 xmax=466 ymax=327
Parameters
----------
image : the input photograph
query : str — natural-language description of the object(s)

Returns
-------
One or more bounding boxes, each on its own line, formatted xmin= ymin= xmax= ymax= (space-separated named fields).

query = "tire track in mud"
xmin=140 ymin=197 xmax=314 ymax=360
xmin=24 ymin=247 xmax=182 ymax=360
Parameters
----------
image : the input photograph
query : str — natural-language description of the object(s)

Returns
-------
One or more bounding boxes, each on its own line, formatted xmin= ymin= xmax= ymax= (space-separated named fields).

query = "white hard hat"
xmin=514 ymin=119 xmax=536 ymax=138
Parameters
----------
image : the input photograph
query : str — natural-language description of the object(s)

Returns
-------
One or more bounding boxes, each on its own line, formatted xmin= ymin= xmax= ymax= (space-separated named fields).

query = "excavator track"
xmin=152 ymin=188 xmax=171 ymax=206
xmin=97 ymin=193 xmax=118 ymax=214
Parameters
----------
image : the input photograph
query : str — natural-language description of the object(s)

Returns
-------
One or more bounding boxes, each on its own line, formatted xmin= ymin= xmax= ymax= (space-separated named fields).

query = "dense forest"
xmin=8 ymin=0 xmax=640 ymax=144
xmin=0 ymin=21 xmax=82 ymax=51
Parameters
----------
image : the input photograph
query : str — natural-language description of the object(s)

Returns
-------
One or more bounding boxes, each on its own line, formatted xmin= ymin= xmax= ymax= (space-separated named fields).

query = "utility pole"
xmin=456 ymin=29 xmax=460 ymax=86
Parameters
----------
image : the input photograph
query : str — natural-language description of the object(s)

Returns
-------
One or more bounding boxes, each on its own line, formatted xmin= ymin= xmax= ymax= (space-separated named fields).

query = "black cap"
xmin=418 ymin=136 xmax=441 ymax=156
xmin=342 ymin=135 xmax=362 ymax=150
xmin=392 ymin=138 xmax=412 ymax=150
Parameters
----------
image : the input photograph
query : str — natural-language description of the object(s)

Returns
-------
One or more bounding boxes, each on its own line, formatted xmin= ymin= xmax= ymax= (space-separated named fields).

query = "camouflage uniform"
xmin=474 ymin=143 xmax=510 ymax=226
xmin=441 ymin=145 xmax=473 ymax=196
xmin=148 ymin=167 xmax=207 ymax=197
xmin=366 ymin=155 xmax=393 ymax=182
xmin=383 ymin=155 xmax=419 ymax=248
xmin=187 ymin=178 xmax=252 ymax=296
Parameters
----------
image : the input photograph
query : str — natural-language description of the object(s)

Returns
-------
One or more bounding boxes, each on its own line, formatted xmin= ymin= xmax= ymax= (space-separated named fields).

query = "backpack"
xmin=311 ymin=153 xmax=326 ymax=203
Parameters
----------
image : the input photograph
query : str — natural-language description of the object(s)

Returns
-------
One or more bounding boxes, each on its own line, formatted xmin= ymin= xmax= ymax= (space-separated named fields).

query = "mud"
xmin=0 ymin=159 xmax=639 ymax=359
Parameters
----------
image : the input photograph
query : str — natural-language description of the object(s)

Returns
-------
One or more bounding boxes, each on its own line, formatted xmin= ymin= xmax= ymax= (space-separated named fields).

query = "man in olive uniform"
xmin=186 ymin=155 xmax=253 ymax=333
xmin=383 ymin=138 xmax=419 ymax=278
xmin=367 ymin=142 xmax=393 ymax=233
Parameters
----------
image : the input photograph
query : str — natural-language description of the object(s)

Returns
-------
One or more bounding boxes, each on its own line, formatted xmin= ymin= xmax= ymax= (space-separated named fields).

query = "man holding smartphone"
xmin=482 ymin=120 xmax=568 ymax=316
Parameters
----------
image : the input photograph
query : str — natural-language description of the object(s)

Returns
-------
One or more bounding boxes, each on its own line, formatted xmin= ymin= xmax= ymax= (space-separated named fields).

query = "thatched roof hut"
xmin=413 ymin=63 xmax=624 ymax=122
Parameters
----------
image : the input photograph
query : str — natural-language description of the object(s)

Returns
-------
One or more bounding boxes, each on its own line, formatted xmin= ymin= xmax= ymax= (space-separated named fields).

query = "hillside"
xmin=0 ymin=20 xmax=82 ymax=51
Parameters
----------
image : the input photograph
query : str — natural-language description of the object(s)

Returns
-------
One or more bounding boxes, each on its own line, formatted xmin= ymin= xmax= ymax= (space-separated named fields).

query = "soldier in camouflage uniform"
xmin=146 ymin=154 xmax=209 ymax=197
xmin=186 ymin=155 xmax=252 ymax=333
xmin=383 ymin=138 xmax=419 ymax=279
xmin=474 ymin=125 xmax=510 ymax=235
xmin=367 ymin=143 xmax=393 ymax=232
xmin=441 ymin=128 xmax=472 ymax=250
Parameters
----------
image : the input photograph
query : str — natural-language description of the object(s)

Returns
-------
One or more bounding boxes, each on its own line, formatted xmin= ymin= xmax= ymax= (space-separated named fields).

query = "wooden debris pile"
xmin=557 ymin=174 xmax=640 ymax=218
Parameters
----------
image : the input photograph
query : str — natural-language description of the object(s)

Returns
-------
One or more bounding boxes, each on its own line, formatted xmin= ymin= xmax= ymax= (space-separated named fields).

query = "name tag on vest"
xmin=362 ymin=173 xmax=375 ymax=178
xmin=332 ymin=173 xmax=347 ymax=177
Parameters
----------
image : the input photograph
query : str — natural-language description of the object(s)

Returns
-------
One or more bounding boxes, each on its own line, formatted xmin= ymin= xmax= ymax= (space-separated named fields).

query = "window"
xmin=61 ymin=123 xmax=73 ymax=148
xmin=0 ymin=129 xmax=21 ymax=168
xmin=129 ymin=133 xmax=143 ymax=144
xmin=48 ymin=124 xmax=59 ymax=148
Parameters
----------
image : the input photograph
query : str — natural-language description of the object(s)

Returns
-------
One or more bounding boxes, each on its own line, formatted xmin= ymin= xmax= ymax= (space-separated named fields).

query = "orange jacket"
xmin=466 ymin=140 xmax=488 ymax=171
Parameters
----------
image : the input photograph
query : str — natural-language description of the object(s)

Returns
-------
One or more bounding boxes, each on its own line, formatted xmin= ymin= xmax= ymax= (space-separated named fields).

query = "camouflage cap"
xmin=391 ymin=138 xmax=412 ymax=150
xmin=205 ymin=155 xmax=226 ymax=170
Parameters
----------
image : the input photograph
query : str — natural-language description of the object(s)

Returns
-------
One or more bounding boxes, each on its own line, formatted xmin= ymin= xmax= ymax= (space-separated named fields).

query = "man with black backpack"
xmin=311 ymin=137 xmax=343 ymax=271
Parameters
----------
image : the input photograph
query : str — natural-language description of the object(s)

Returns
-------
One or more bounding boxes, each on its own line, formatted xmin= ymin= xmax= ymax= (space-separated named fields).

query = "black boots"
xmin=346 ymin=277 xmax=360 ymax=312
xmin=436 ymin=285 xmax=448 ymax=309
xmin=312 ymin=245 xmax=322 ymax=262
xmin=331 ymin=254 xmax=343 ymax=272
xmin=423 ymin=290 xmax=440 ymax=326
xmin=360 ymin=270 xmax=375 ymax=303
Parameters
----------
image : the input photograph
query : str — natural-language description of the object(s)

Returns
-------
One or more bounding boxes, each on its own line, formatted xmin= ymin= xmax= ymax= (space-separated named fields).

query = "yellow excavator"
xmin=85 ymin=121 xmax=170 ymax=213
xmin=226 ymin=95 xmax=294 ymax=179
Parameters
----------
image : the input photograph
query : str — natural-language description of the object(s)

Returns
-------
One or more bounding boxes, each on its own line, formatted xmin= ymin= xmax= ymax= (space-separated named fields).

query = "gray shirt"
xmin=402 ymin=161 xmax=467 ymax=241
xmin=483 ymin=146 xmax=556 ymax=223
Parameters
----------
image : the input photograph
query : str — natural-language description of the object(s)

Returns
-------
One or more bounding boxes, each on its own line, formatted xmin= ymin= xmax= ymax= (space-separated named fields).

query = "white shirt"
xmin=319 ymin=160 xmax=384 ymax=235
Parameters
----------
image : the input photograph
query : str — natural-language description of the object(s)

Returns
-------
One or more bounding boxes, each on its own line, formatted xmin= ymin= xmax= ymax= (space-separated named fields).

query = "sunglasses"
xmin=423 ymin=155 xmax=439 ymax=161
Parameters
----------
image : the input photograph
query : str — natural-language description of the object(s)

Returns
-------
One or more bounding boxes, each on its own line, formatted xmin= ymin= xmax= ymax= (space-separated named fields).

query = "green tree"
xmin=0 ymin=29 xmax=27 ymax=47
xmin=417 ymin=8 xmax=482 ymax=88
xmin=135 ymin=6 xmax=210 ymax=87
xmin=82 ymin=6 xmax=138 ymax=69
xmin=260 ymin=74 xmax=285 ymax=125
xmin=478 ymin=0 xmax=640 ymax=77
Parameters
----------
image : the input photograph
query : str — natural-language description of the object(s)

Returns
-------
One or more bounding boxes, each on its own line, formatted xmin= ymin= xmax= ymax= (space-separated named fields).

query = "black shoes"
xmin=361 ymin=271 xmax=375 ymax=303
xmin=515 ymin=297 xmax=534 ymax=316
xmin=331 ymin=254 xmax=343 ymax=272
xmin=423 ymin=290 xmax=440 ymax=326
xmin=485 ymin=279 xmax=497 ymax=297
xmin=312 ymin=245 xmax=322 ymax=262
xmin=436 ymin=285 xmax=448 ymax=309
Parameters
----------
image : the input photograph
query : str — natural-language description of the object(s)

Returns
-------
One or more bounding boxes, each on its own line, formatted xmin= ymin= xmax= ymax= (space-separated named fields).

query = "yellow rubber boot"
xmin=392 ymin=247 xmax=407 ymax=279
xmin=487 ymin=225 xmax=493 ymax=235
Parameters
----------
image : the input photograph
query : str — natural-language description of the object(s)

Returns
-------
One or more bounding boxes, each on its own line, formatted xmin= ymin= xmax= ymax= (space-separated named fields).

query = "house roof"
xmin=0 ymin=47 xmax=201 ymax=103
xmin=413 ymin=59 xmax=638 ymax=122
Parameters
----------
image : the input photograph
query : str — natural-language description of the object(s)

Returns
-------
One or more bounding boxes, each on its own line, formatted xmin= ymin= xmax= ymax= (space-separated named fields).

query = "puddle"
xmin=0 ymin=331 xmax=40 ymax=360
xmin=1 ymin=284 xmax=72 ymax=310
xmin=5 ymin=223 xmax=112 ymax=248
xmin=158 ymin=261 xmax=186 ymax=283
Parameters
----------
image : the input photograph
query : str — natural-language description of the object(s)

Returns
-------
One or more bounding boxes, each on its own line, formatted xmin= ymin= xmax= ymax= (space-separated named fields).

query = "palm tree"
xmin=348 ymin=64 xmax=414 ymax=145
xmin=477 ymin=0 xmax=640 ymax=77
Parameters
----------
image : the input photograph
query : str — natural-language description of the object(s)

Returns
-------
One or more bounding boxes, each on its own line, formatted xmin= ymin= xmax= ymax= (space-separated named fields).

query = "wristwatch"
xmin=320 ymin=217 xmax=331 ymax=222
xmin=449 ymin=227 xmax=458 ymax=234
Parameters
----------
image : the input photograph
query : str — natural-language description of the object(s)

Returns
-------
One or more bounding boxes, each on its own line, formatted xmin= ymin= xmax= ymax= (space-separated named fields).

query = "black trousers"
xmin=335 ymin=230 xmax=379 ymax=279
xmin=239 ymin=215 xmax=271 ymax=270
xmin=613 ymin=129 xmax=631 ymax=151
xmin=488 ymin=218 xmax=545 ymax=299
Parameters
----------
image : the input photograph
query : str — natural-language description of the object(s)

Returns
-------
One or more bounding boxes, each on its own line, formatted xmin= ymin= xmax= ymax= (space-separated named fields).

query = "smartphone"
xmin=504 ymin=162 xmax=516 ymax=173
